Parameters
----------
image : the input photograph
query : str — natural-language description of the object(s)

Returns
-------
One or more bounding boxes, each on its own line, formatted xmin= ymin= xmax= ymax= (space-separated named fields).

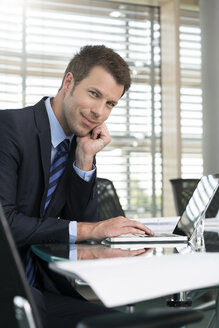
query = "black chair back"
xmin=97 ymin=178 xmax=125 ymax=219
xmin=170 ymin=178 xmax=200 ymax=216
xmin=206 ymin=187 xmax=219 ymax=218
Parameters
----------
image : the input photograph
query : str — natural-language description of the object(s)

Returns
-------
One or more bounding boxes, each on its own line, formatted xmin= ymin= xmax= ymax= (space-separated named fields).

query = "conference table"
xmin=31 ymin=225 xmax=219 ymax=309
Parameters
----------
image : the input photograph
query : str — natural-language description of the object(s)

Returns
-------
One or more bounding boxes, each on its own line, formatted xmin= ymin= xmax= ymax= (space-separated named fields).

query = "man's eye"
xmin=89 ymin=90 xmax=98 ymax=97
xmin=107 ymin=102 xmax=115 ymax=108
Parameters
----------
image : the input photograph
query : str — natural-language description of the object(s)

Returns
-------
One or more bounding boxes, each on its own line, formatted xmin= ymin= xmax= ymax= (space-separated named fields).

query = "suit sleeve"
xmin=0 ymin=111 xmax=70 ymax=247
xmin=64 ymin=168 xmax=99 ymax=222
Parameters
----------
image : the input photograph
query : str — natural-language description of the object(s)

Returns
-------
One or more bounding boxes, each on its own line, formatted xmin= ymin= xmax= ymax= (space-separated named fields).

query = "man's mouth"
xmin=81 ymin=114 xmax=96 ymax=127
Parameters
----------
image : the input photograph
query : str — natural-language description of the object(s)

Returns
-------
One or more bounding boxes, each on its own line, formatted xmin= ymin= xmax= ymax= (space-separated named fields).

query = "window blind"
xmin=0 ymin=0 xmax=162 ymax=218
xmin=179 ymin=8 xmax=203 ymax=178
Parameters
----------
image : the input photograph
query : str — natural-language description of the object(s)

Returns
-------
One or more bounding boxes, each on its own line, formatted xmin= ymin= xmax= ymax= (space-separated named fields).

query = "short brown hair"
xmin=60 ymin=45 xmax=131 ymax=96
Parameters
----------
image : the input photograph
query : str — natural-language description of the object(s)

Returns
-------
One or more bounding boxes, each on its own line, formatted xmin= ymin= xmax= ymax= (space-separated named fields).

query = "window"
xmin=179 ymin=8 xmax=203 ymax=178
xmin=0 ymin=0 xmax=162 ymax=217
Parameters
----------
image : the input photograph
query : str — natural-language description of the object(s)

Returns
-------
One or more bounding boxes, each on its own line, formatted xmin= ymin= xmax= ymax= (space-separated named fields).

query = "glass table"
xmin=31 ymin=230 xmax=219 ymax=306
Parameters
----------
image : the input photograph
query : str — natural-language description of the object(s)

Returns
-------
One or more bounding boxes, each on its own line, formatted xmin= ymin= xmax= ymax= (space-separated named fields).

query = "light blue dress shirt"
xmin=45 ymin=97 xmax=95 ymax=246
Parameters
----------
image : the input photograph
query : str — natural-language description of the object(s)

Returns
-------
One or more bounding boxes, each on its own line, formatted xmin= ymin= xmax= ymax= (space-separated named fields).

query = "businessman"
xmin=0 ymin=45 xmax=153 ymax=327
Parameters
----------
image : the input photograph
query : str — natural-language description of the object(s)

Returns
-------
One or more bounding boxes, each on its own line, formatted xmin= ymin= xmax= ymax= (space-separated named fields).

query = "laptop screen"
xmin=173 ymin=174 xmax=219 ymax=238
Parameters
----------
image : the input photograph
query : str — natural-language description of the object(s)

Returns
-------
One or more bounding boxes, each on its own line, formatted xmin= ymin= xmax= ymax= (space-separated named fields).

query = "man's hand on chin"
xmin=75 ymin=123 xmax=111 ymax=171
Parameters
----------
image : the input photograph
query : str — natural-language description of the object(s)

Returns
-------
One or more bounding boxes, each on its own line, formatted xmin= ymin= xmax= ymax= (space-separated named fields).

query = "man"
xmin=0 ymin=45 xmax=153 ymax=327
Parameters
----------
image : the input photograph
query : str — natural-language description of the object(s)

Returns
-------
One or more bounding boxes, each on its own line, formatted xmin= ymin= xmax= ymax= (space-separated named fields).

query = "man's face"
xmin=61 ymin=66 xmax=124 ymax=136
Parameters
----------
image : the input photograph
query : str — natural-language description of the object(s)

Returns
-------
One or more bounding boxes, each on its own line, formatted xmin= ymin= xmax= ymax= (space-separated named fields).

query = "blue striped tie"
xmin=25 ymin=139 xmax=70 ymax=286
xmin=44 ymin=139 xmax=70 ymax=213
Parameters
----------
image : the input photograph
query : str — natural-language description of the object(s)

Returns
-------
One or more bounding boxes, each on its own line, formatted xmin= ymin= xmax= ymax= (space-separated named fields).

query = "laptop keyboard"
xmin=134 ymin=233 xmax=181 ymax=238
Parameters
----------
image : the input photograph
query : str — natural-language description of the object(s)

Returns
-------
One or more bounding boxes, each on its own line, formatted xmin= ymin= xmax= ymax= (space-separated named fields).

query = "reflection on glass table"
xmin=31 ymin=233 xmax=218 ymax=265
xmin=30 ymin=242 xmax=179 ymax=304
xmin=31 ymin=242 xmax=155 ymax=263
xmin=31 ymin=242 xmax=156 ymax=303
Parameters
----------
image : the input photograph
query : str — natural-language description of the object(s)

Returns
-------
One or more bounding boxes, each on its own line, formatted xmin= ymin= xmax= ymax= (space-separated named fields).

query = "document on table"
xmin=134 ymin=216 xmax=180 ymax=233
xmin=50 ymin=252 xmax=219 ymax=308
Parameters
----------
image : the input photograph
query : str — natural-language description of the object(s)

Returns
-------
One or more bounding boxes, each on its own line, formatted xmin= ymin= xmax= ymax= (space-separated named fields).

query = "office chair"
xmin=170 ymin=178 xmax=219 ymax=218
xmin=170 ymin=178 xmax=200 ymax=215
xmin=205 ymin=187 xmax=219 ymax=218
xmin=0 ymin=204 xmax=42 ymax=328
xmin=97 ymin=177 xmax=125 ymax=219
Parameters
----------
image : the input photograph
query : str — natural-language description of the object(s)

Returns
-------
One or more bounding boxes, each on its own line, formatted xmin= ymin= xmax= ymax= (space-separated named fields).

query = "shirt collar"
xmin=45 ymin=97 xmax=73 ymax=148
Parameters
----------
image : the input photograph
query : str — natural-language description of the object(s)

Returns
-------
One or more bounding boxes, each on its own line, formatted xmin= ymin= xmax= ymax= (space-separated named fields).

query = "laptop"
xmin=104 ymin=174 xmax=219 ymax=244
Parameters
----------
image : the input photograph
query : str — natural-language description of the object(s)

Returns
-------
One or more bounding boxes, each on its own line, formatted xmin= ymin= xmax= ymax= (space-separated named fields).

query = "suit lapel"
xmin=34 ymin=98 xmax=77 ymax=217
xmin=33 ymin=98 xmax=52 ymax=216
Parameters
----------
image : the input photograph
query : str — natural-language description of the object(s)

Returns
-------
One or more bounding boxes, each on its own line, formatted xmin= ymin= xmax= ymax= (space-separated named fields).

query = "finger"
xmin=118 ymin=227 xmax=152 ymax=236
xmin=133 ymin=221 xmax=154 ymax=236
xmin=91 ymin=128 xmax=101 ymax=140
xmin=143 ymin=226 xmax=154 ymax=236
xmin=91 ymin=124 xmax=105 ymax=140
xmin=124 ymin=220 xmax=154 ymax=236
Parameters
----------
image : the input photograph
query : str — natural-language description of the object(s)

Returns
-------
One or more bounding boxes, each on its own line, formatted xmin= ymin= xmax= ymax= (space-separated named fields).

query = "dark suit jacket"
xmin=0 ymin=97 xmax=98 ymax=257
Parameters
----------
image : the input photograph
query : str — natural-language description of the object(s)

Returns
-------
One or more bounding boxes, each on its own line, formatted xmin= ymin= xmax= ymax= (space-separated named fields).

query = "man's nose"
xmin=91 ymin=102 xmax=105 ymax=118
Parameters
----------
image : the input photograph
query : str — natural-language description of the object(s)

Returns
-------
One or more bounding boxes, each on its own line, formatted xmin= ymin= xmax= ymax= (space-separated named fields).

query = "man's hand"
xmin=75 ymin=123 xmax=111 ymax=171
xmin=76 ymin=216 xmax=154 ymax=242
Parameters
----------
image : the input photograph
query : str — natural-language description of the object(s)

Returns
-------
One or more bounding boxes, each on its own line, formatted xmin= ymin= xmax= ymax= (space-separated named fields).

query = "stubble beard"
xmin=63 ymin=86 xmax=94 ymax=137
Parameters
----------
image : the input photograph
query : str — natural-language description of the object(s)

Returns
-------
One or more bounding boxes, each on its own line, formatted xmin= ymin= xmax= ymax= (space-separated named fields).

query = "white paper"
xmin=134 ymin=216 xmax=180 ymax=233
xmin=50 ymin=252 xmax=219 ymax=308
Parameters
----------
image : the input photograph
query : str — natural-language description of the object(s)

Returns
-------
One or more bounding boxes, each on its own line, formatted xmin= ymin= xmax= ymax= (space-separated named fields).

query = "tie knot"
xmin=57 ymin=139 xmax=69 ymax=154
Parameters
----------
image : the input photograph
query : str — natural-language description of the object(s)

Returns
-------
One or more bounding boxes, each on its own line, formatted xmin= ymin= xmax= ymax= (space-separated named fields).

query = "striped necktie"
xmin=25 ymin=139 xmax=70 ymax=286
xmin=44 ymin=138 xmax=70 ymax=213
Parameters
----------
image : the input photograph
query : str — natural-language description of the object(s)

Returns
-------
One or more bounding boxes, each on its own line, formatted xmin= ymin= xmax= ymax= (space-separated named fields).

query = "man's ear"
xmin=63 ymin=72 xmax=74 ymax=92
